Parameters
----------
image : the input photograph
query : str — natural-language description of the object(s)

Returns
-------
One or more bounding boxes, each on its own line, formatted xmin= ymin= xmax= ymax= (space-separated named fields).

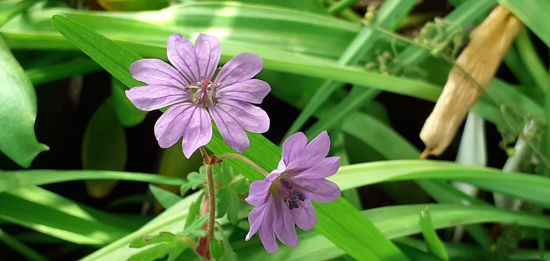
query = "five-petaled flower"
xmin=126 ymin=33 xmax=270 ymax=158
xmin=245 ymin=131 xmax=341 ymax=253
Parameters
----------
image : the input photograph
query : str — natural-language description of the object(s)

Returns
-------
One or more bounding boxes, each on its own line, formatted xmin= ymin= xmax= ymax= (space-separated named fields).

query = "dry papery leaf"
xmin=420 ymin=5 xmax=523 ymax=158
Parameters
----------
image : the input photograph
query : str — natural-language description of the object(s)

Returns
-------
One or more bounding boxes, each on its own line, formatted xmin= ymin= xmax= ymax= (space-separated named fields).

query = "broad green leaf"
xmin=82 ymin=98 xmax=127 ymax=198
xmin=149 ymin=185 xmax=181 ymax=209
xmin=419 ymin=208 xmax=449 ymax=261
xmin=0 ymin=170 xmax=186 ymax=193
xmin=128 ymin=243 xmax=174 ymax=261
xmin=130 ymin=232 xmax=176 ymax=248
xmin=514 ymin=30 xmax=550 ymax=93
xmin=25 ymin=58 xmax=101 ymax=86
xmin=0 ymin=192 xmax=130 ymax=245
xmin=83 ymin=192 xmax=201 ymax=261
xmin=0 ymin=37 xmax=47 ymax=167
xmin=9 ymin=186 xmax=147 ymax=231
xmin=51 ymin=14 xmax=142 ymax=89
xmin=0 ymin=0 xmax=36 ymax=27
xmin=111 ymin=77 xmax=147 ymax=127
xmin=499 ymin=0 xmax=550 ymax=46
xmin=8 ymin=10 xmax=442 ymax=102
xmin=330 ymin=160 xmax=550 ymax=208
xmin=239 ymin=204 xmax=550 ymax=260
xmin=98 ymin=0 xmax=169 ymax=11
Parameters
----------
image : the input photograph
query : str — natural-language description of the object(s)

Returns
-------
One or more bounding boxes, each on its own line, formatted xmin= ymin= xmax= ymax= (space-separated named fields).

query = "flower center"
xmin=275 ymin=178 xmax=305 ymax=210
xmin=187 ymin=76 xmax=221 ymax=107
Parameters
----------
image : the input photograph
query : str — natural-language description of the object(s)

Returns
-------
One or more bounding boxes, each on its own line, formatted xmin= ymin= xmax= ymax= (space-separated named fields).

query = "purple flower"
xmin=245 ymin=131 xmax=341 ymax=253
xmin=126 ymin=34 xmax=270 ymax=158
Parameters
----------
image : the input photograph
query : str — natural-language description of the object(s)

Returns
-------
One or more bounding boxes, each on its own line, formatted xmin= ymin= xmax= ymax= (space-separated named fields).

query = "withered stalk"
xmin=420 ymin=6 xmax=523 ymax=158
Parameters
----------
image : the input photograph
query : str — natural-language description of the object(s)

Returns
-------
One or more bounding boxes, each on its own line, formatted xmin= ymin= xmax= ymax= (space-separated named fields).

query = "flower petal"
xmin=180 ymin=105 xmax=212 ymax=158
xmin=292 ymin=199 xmax=317 ymax=231
xmin=246 ymin=203 xmax=267 ymax=241
xmin=295 ymin=178 xmax=341 ymax=203
xmin=259 ymin=197 xmax=280 ymax=253
xmin=292 ymin=156 xmax=340 ymax=180
xmin=287 ymin=131 xmax=330 ymax=171
xmin=216 ymin=79 xmax=270 ymax=104
xmin=209 ymin=106 xmax=248 ymax=153
xmin=153 ymin=103 xmax=191 ymax=148
xmin=214 ymin=99 xmax=269 ymax=133
xmin=130 ymin=58 xmax=187 ymax=86
xmin=245 ymin=180 xmax=271 ymax=207
xmin=274 ymin=197 xmax=298 ymax=247
xmin=194 ymin=34 xmax=221 ymax=81
xmin=216 ymin=53 xmax=263 ymax=85
xmin=167 ymin=34 xmax=201 ymax=83
xmin=281 ymin=132 xmax=307 ymax=167
xmin=209 ymin=99 xmax=269 ymax=153
xmin=125 ymin=85 xmax=190 ymax=111
xmin=153 ymin=103 xmax=212 ymax=158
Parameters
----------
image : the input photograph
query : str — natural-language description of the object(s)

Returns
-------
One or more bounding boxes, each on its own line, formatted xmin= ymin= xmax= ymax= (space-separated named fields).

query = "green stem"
xmin=216 ymin=153 xmax=269 ymax=176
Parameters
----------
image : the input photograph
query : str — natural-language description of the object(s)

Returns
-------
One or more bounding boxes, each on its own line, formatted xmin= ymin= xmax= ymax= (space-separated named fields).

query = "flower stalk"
xmin=199 ymin=147 xmax=216 ymax=254
xmin=216 ymin=153 xmax=269 ymax=176
xmin=420 ymin=5 xmax=523 ymax=157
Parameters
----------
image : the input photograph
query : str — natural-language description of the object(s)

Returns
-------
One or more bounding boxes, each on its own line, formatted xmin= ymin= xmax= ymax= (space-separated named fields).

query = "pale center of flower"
xmin=187 ymin=76 xmax=222 ymax=108
xmin=273 ymin=177 xmax=305 ymax=210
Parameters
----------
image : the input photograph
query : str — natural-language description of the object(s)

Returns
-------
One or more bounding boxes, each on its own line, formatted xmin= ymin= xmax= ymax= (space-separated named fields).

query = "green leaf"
xmin=0 ymin=227 xmax=48 ymax=261
xmin=128 ymin=243 xmax=174 ymax=261
xmin=82 ymin=192 xmax=200 ymax=260
xmin=9 ymin=186 xmax=147 ymax=231
xmin=130 ymin=232 xmax=176 ymax=248
xmin=26 ymin=58 xmax=101 ymax=86
xmin=240 ymin=204 xmax=550 ymax=260
xmin=182 ymin=215 xmax=208 ymax=237
xmin=98 ymin=0 xmax=169 ymax=11
xmin=184 ymin=195 xmax=203 ymax=232
xmin=285 ymin=0 xmax=416 ymax=137
xmin=330 ymin=160 xmax=550 ymax=208
xmin=399 ymin=0 xmax=496 ymax=64
xmin=214 ymin=163 xmax=233 ymax=185
xmin=0 ymin=170 xmax=186 ymax=193
xmin=82 ymin=98 xmax=127 ymax=198
xmin=0 ymin=0 xmax=36 ymax=27
xmin=419 ymin=208 xmax=449 ymax=261
xmin=111 ymin=77 xmax=147 ymax=127
xmin=187 ymin=171 xmax=206 ymax=189
xmin=51 ymin=14 xmax=142 ymax=88
xmin=0 ymin=37 xmax=47 ymax=168
xmin=210 ymin=238 xmax=225 ymax=260
xmin=499 ymin=0 xmax=550 ymax=46
xmin=9 ymin=9 xmax=442 ymax=102
xmin=515 ymin=30 xmax=550 ymax=93
xmin=0 ymin=191 xmax=130 ymax=245
xmin=217 ymin=187 xmax=240 ymax=224
xmin=149 ymin=185 xmax=181 ymax=209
